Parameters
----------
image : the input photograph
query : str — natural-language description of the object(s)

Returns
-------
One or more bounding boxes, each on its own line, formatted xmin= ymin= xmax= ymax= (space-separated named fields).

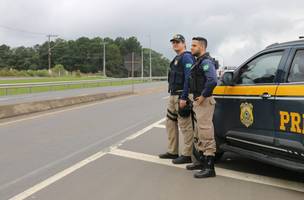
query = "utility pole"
xmin=148 ymin=35 xmax=152 ymax=80
xmin=101 ymin=40 xmax=108 ymax=77
xmin=141 ymin=48 xmax=144 ymax=79
xmin=47 ymin=34 xmax=58 ymax=74
xmin=131 ymin=52 xmax=135 ymax=93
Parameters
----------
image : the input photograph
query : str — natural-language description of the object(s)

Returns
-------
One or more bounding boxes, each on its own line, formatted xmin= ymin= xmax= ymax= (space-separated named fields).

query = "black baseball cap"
xmin=170 ymin=34 xmax=185 ymax=43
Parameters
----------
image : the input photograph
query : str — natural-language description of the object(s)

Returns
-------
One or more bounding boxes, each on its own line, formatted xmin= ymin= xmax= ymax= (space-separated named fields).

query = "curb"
xmin=0 ymin=90 xmax=132 ymax=119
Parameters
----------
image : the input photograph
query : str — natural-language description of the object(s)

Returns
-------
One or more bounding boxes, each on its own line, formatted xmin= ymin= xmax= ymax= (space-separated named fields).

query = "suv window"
xmin=236 ymin=51 xmax=283 ymax=85
xmin=288 ymin=50 xmax=304 ymax=83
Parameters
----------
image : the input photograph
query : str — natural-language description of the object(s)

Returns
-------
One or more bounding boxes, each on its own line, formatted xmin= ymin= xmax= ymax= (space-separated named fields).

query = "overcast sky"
xmin=1 ymin=0 xmax=304 ymax=66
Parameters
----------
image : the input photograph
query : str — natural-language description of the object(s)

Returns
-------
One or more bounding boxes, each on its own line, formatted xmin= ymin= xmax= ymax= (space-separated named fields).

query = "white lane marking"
xmin=0 ymin=117 xmax=154 ymax=192
xmin=0 ymin=94 xmax=131 ymax=128
xmin=154 ymin=124 xmax=166 ymax=129
xmin=162 ymin=96 xmax=169 ymax=99
xmin=113 ymin=118 xmax=165 ymax=145
xmin=8 ymin=151 xmax=108 ymax=200
xmin=8 ymin=118 xmax=166 ymax=200
xmin=0 ymin=98 xmax=9 ymax=101
xmin=110 ymin=149 xmax=304 ymax=193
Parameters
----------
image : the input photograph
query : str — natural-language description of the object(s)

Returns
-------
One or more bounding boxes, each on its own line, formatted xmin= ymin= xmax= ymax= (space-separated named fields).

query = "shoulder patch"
xmin=202 ymin=64 xmax=209 ymax=71
xmin=185 ymin=63 xmax=192 ymax=68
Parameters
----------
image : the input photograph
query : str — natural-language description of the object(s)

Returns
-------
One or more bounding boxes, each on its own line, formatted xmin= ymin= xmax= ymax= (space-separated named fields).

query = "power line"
xmin=0 ymin=24 xmax=47 ymax=36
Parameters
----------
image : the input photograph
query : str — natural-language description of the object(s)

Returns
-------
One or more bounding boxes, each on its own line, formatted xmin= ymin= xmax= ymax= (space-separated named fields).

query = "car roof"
xmin=266 ymin=39 xmax=304 ymax=50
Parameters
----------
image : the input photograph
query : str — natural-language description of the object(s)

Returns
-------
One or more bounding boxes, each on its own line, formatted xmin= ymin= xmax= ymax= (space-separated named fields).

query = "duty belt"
xmin=170 ymin=90 xmax=183 ymax=96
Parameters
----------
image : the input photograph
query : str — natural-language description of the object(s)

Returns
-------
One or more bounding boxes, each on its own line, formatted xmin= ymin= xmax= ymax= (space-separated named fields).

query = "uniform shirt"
xmin=199 ymin=59 xmax=218 ymax=97
xmin=180 ymin=53 xmax=195 ymax=100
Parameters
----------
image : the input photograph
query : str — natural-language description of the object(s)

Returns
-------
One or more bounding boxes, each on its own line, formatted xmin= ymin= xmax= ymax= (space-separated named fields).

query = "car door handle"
xmin=260 ymin=92 xmax=272 ymax=99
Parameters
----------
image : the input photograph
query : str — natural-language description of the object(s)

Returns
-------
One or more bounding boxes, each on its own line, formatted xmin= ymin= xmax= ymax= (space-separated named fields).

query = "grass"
xmin=0 ymin=76 xmax=106 ymax=84
xmin=0 ymin=79 xmax=149 ymax=96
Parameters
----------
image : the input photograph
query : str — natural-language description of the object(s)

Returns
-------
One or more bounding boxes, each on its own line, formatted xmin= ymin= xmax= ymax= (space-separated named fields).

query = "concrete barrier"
xmin=0 ymin=90 xmax=132 ymax=119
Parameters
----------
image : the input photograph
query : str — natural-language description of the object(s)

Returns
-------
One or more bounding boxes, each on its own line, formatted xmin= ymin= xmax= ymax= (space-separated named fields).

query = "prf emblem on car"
xmin=240 ymin=102 xmax=254 ymax=127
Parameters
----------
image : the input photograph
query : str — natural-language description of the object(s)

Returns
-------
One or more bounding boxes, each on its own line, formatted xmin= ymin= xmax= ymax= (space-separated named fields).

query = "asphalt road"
xmin=0 ymin=86 xmax=303 ymax=200
xmin=0 ymin=81 xmax=165 ymax=105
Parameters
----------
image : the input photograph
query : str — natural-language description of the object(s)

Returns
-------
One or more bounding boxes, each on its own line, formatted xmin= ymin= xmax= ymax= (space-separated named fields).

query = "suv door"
xmin=222 ymin=51 xmax=287 ymax=153
xmin=275 ymin=49 xmax=304 ymax=163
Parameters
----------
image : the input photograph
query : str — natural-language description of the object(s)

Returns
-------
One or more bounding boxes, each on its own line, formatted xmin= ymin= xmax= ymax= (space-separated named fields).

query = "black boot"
xmin=194 ymin=156 xmax=216 ymax=178
xmin=159 ymin=152 xmax=178 ymax=159
xmin=186 ymin=152 xmax=205 ymax=170
xmin=172 ymin=155 xmax=192 ymax=164
xmin=186 ymin=162 xmax=203 ymax=170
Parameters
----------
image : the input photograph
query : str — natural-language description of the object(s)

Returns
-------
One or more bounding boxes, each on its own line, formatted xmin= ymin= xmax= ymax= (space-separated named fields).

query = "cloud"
xmin=1 ymin=0 xmax=304 ymax=66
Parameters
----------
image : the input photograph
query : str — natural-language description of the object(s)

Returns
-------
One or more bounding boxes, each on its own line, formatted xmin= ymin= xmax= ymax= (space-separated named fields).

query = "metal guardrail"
xmin=0 ymin=77 xmax=167 ymax=96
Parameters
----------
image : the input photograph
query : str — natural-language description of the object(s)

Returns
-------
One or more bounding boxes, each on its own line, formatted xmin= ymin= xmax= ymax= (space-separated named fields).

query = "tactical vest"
xmin=168 ymin=51 xmax=191 ymax=93
xmin=189 ymin=53 xmax=215 ymax=97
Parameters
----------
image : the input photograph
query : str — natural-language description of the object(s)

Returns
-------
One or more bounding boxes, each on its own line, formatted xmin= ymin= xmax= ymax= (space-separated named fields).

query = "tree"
xmin=0 ymin=45 xmax=11 ymax=69
xmin=0 ymin=36 xmax=170 ymax=77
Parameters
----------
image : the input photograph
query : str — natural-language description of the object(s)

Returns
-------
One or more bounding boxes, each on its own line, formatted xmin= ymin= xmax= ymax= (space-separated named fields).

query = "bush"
xmin=0 ymin=69 xmax=51 ymax=77
xmin=26 ymin=70 xmax=36 ymax=77
xmin=75 ymin=70 xmax=81 ymax=77
xmin=52 ymin=64 xmax=67 ymax=77
xmin=34 ymin=70 xmax=50 ymax=77
xmin=16 ymin=70 xmax=30 ymax=77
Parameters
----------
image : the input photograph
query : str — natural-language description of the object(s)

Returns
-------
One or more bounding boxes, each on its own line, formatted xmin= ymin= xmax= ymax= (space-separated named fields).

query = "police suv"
xmin=213 ymin=40 xmax=304 ymax=173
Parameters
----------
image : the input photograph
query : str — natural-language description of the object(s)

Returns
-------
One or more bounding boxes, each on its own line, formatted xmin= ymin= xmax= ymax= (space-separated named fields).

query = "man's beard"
xmin=192 ymin=51 xmax=200 ymax=57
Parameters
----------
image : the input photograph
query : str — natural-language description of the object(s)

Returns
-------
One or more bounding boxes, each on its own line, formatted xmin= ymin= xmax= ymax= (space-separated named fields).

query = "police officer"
xmin=186 ymin=37 xmax=218 ymax=178
xmin=159 ymin=34 xmax=195 ymax=164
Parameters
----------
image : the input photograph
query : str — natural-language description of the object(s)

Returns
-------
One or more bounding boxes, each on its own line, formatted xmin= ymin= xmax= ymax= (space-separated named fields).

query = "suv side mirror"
xmin=222 ymin=71 xmax=234 ymax=86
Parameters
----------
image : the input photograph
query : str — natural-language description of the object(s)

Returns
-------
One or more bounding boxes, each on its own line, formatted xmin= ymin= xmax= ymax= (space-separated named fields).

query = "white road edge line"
xmin=8 ymin=118 xmax=166 ymax=200
xmin=0 ymin=117 xmax=155 ymax=192
xmin=110 ymin=148 xmax=304 ymax=193
xmin=9 ymin=151 xmax=108 ymax=200
xmin=154 ymin=124 xmax=166 ymax=129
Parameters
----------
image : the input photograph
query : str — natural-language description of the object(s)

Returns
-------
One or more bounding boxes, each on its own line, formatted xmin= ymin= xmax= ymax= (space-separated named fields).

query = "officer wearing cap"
xmin=186 ymin=37 xmax=218 ymax=178
xmin=159 ymin=34 xmax=195 ymax=164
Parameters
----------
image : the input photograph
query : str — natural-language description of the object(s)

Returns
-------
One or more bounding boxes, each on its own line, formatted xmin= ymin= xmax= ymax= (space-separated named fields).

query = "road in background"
xmin=0 ymin=81 xmax=166 ymax=105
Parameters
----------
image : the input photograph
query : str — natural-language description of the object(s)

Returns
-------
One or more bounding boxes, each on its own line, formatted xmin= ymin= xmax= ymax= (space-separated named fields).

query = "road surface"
xmin=0 ymin=86 xmax=303 ymax=200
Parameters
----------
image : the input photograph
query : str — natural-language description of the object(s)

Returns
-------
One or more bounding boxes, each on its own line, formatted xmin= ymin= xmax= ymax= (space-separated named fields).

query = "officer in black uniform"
xmin=159 ymin=34 xmax=195 ymax=164
xmin=186 ymin=37 xmax=218 ymax=178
